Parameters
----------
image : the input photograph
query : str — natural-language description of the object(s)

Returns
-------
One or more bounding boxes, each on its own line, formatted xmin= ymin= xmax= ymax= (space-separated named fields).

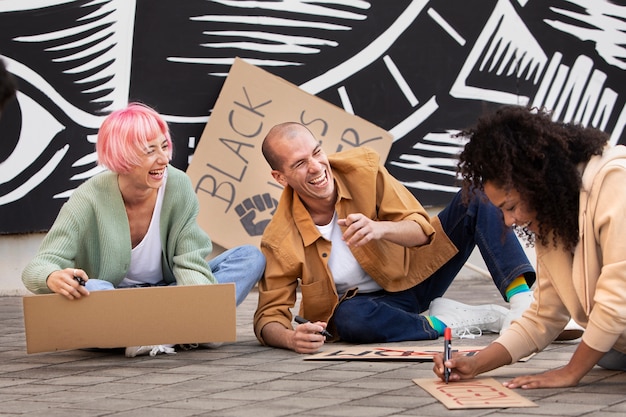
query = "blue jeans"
xmin=333 ymin=190 xmax=535 ymax=343
xmin=85 ymin=244 xmax=265 ymax=306
xmin=598 ymin=349 xmax=626 ymax=371
xmin=208 ymin=244 xmax=265 ymax=306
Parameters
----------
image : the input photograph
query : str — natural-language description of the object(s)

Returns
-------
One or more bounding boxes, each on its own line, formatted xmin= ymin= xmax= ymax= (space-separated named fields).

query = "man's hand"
xmin=338 ymin=214 xmax=429 ymax=247
xmin=291 ymin=320 xmax=329 ymax=353
xmin=46 ymin=268 xmax=90 ymax=300
xmin=261 ymin=321 xmax=328 ymax=354
xmin=338 ymin=213 xmax=382 ymax=247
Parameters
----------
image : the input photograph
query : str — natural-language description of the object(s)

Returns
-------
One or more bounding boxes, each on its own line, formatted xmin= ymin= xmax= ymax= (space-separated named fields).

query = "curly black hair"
xmin=457 ymin=105 xmax=608 ymax=251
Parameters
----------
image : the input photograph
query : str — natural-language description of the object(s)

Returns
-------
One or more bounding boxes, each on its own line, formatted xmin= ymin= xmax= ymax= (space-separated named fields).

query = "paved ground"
xmin=1 ymin=270 xmax=624 ymax=417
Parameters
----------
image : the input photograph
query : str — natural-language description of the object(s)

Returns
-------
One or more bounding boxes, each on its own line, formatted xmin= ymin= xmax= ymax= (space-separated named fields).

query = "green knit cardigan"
xmin=22 ymin=166 xmax=216 ymax=293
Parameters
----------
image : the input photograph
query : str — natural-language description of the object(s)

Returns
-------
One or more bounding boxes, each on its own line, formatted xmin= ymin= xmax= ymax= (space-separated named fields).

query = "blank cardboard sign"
xmin=22 ymin=284 xmax=236 ymax=354
xmin=413 ymin=377 xmax=537 ymax=409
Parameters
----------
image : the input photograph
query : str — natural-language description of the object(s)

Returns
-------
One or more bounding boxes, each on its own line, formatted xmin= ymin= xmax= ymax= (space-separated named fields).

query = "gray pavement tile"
xmin=501 ymin=402 xmax=604 ymax=415
xmin=117 ymin=371 xmax=207 ymax=385
xmin=603 ymin=402 xmax=626 ymax=412
xmin=305 ymin=385 xmax=387 ymax=401
xmin=208 ymin=369 xmax=291 ymax=383
xmin=337 ymin=377 xmax=416 ymax=391
xmin=245 ymin=378 xmax=337 ymax=392
xmin=283 ymin=368 xmax=378 ymax=383
xmin=349 ymin=392 xmax=438 ymax=409
xmin=101 ymin=408 xmax=200 ymax=417
xmin=540 ymin=391 xmax=625 ymax=406
xmin=73 ymin=381 xmax=154 ymax=395
xmin=582 ymin=413 xmax=626 ymax=417
xmin=114 ymin=385 xmax=203 ymax=402
xmin=311 ymin=404 xmax=405 ymax=416
xmin=57 ymin=397 xmax=157 ymax=412
xmin=158 ymin=396 xmax=249 ymax=412
xmin=198 ymin=400 xmax=329 ymax=417
xmin=0 ymin=399 xmax=70 ymax=415
xmin=205 ymin=387 xmax=294 ymax=401
xmin=260 ymin=394 xmax=348 ymax=409
xmin=162 ymin=376 xmax=255 ymax=393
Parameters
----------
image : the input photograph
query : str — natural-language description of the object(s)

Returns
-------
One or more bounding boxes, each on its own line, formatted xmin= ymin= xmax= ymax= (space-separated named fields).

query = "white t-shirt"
xmin=316 ymin=212 xmax=382 ymax=296
xmin=119 ymin=177 xmax=166 ymax=288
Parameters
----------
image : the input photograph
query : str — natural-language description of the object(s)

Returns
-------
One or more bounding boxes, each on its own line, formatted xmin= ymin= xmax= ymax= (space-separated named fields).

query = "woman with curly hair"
xmin=433 ymin=105 xmax=626 ymax=388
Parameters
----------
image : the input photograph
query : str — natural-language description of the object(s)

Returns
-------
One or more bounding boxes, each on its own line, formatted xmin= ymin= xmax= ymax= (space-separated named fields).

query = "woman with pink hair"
xmin=22 ymin=103 xmax=264 ymax=357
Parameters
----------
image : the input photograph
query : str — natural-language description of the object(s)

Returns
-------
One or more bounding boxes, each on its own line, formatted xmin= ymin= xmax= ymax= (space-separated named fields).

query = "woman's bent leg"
xmin=209 ymin=244 xmax=265 ymax=306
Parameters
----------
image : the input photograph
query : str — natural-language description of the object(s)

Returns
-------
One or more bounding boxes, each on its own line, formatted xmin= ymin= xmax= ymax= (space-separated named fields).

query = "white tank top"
xmin=316 ymin=212 xmax=382 ymax=296
xmin=119 ymin=176 xmax=166 ymax=287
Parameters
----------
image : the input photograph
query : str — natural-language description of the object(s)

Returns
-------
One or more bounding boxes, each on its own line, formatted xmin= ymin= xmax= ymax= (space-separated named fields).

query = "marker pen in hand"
xmin=444 ymin=327 xmax=452 ymax=384
xmin=294 ymin=315 xmax=332 ymax=338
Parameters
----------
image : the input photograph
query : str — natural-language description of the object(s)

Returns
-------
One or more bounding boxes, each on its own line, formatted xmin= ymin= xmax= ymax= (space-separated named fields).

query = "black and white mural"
xmin=1 ymin=0 xmax=625 ymax=234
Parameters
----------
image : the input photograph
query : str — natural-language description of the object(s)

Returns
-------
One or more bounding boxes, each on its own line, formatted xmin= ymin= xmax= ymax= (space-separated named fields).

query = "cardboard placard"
xmin=22 ymin=284 xmax=236 ymax=354
xmin=413 ymin=377 xmax=537 ymax=409
xmin=305 ymin=345 xmax=483 ymax=361
xmin=186 ymin=58 xmax=393 ymax=249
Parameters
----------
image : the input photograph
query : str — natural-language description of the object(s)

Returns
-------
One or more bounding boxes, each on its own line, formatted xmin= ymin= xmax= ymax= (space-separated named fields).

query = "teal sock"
xmin=426 ymin=316 xmax=446 ymax=336
xmin=505 ymin=276 xmax=531 ymax=301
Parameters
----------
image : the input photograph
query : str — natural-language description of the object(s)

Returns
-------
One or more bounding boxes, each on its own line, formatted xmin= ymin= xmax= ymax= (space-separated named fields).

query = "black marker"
xmin=444 ymin=327 xmax=452 ymax=383
xmin=294 ymin=315 xmax=332 ymax=338
xmin=73 ymin=271 xmax=85 ymax=286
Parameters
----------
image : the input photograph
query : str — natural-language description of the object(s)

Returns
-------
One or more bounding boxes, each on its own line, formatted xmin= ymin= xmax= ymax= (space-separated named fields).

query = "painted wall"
xmin=1 ymin=0 xmax=625 ymax=236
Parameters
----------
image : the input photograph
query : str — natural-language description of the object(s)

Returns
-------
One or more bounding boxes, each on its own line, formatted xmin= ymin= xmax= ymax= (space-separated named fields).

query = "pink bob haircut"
xmin=96 ymin=102 xmax=173 ymax=173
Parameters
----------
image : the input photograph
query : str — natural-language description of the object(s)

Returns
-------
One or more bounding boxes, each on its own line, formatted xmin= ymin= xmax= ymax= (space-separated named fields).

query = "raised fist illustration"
xmin=235 ymin=193 xmax=278 ymax=237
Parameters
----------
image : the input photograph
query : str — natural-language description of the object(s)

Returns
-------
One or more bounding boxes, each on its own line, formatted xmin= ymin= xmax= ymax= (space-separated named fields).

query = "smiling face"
xmin=269 ymin=125 xmax=336 ymax=211
xmin=483 ymin=181 xmax=538 ymax=234
xmin=121 ymin=135 xmax=170 ymax=194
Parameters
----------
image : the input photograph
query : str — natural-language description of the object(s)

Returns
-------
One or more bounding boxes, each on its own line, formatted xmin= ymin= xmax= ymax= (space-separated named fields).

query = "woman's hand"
xmin=433 ymin=342 xmax=513 ymax=382
xmin=502 ymin=367 xmax=581 ymax=389
xmin=433 ymin=351 xmax=481 ymax=382
xmin=46 ymin=268 xmax=90 ymax=300
xmin=503 ymin=342 xmax=604 ymax=389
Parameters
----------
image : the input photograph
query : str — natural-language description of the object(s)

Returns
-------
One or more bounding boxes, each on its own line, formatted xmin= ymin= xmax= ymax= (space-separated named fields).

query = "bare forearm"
xmin=379 ymin=219 xmax=430 ymax=247
xmin=261 ymin=320 xmax=328 ymax=354
xmin=474 ymin=342 xmax=513 ymax=375
xmin=261 ymin=322 xmax=294 ymax=350
xmin=501 ymin=340 xmax=605 ymax=389
xmin=563 ymin=341 xmax=605 ymax=381
xmin=339 ymin=214 xmax=429 ymax=248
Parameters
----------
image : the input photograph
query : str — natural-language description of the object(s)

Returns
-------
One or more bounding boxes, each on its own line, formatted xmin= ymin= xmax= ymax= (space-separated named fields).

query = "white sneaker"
xmin=429 ymin=297 xmax=508 ymax=338
xmin=500 ymin=291 xmax=534 ymax=334
xmin=125 ymin=344 xmax=176 ymax=358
